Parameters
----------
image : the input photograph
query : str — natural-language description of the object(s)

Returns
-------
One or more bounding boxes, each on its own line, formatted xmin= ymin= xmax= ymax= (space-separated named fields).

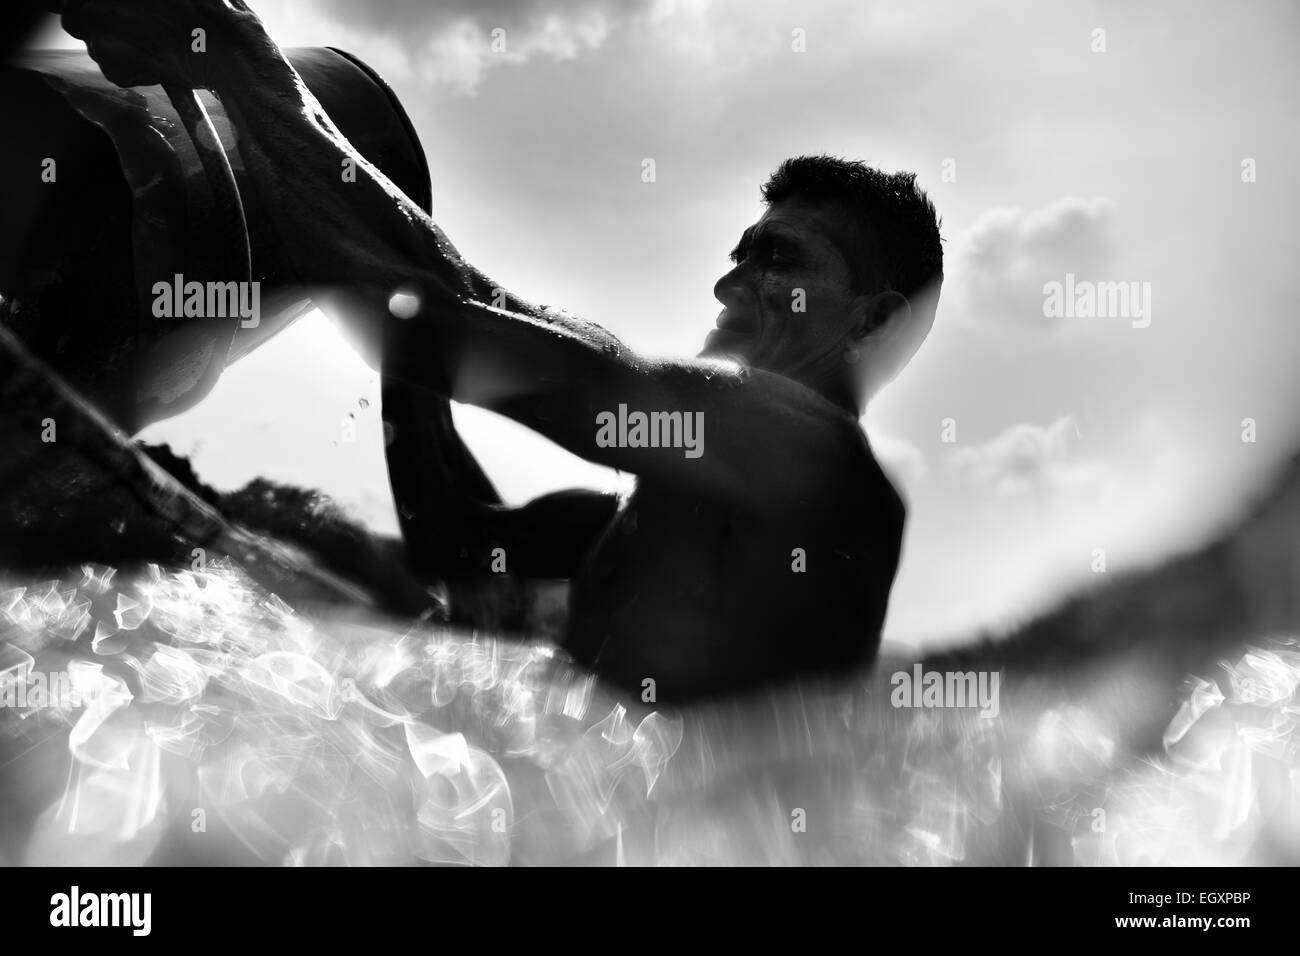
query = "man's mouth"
xmin=703 ymin=310 xmax=759 ymax=358
xmin=715 ymin=309 xmax=757 ymax=334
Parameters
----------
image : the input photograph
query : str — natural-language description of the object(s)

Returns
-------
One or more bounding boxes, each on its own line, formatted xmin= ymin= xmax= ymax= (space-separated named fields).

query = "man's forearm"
xmin=213 ymin=55 xmax=443 ymax=287
xmin=215 ymin=57 xmax=608 ymax=332
xmin=210 ymin=51 xmax=642 ymax=420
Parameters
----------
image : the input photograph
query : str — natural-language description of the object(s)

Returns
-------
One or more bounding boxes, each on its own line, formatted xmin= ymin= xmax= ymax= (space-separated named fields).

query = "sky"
xmin=34 ymin=0 xmax=1300 ymax=651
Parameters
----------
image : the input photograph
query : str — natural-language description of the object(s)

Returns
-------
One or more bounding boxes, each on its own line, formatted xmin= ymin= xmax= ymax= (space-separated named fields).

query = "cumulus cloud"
xmin=945 ymin=197 xmax=1116 ymax=333
xmin=311 ymin=0 xmax=651 ymax=93
xmin=947 ymin=416 xmax=1110 ymax=498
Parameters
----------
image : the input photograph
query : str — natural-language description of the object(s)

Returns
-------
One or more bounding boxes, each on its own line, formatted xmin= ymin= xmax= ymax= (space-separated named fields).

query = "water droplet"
xmin=388 ymin=287 xmax=421 ymax=319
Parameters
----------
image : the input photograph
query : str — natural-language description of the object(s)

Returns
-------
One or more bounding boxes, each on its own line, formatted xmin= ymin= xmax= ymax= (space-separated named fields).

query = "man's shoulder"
xmin=654 ymin=359 xmax=905 ymax=518
xmin=755 ymin=406 xmax=907 ymax=531
xmin=833 ymin=425 xmax=908 ymax=526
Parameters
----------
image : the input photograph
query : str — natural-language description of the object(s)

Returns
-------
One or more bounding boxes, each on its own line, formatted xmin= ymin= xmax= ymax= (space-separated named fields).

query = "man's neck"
xmin=799 ymin=374 xmax=861 ymax=418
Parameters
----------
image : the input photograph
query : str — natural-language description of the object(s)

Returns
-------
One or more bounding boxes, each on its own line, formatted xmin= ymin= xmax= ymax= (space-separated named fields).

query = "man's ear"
xmin=850 ymin=290 xmax=911 ymax=341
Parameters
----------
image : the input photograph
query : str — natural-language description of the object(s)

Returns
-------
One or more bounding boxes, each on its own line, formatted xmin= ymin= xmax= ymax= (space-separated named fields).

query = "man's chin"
xmin=700 ymin=329 xmax=756 ymax=364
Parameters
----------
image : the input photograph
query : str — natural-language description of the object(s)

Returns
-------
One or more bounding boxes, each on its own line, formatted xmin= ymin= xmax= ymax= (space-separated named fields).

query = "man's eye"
xmin=732 ymin=242 xmax=791 ymax=266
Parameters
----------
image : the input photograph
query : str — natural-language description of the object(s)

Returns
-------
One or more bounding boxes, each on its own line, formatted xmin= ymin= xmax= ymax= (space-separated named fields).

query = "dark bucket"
xmin=0 ymin=47 xmax=432 ymax=433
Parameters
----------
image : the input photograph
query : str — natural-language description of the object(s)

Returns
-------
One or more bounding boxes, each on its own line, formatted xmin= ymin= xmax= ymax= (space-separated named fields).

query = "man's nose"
xmin=713 ymin=263 xmax=747 ymax=305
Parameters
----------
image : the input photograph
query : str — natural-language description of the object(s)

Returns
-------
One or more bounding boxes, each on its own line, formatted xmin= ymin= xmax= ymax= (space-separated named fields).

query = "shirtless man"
xmin=58 ymin=0 xmax=943 ymax=701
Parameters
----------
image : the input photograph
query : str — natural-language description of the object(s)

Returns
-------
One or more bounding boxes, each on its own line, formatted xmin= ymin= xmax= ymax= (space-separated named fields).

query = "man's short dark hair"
xmin=761 ymin=155 xmax=943 ymax=302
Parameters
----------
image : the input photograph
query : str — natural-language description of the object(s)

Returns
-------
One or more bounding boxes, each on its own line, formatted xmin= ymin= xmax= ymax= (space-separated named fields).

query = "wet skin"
xmin=62 ymin=0 xmax=909 ymax=700
xmin=566 ymin=465 xmax=904 ymax=701
xmin=566 ymin=200 xmax=906 ymax=699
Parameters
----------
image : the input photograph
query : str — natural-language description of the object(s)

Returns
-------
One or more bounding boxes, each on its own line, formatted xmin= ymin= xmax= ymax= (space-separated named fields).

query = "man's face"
xmin=702 ymin=196 xmax=866 ymax=383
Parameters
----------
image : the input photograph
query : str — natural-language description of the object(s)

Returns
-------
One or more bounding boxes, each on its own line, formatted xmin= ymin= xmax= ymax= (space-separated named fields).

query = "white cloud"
xmin=309 ymin=0 xmax=642 ymax=94
xmin=946 ymin=197 xmax=1116 ymax=335
xmin=947 ymin=416 xmax=1110 ymax=498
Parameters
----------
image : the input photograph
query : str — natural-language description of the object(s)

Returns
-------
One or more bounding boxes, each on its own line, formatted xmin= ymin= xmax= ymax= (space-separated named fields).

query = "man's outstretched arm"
xmin=66 ymin=0 xmax=876 ymax=513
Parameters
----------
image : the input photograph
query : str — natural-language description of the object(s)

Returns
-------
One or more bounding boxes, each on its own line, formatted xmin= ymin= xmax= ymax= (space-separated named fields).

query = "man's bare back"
xmin=565 ymin=447 xmax=905 ymax=700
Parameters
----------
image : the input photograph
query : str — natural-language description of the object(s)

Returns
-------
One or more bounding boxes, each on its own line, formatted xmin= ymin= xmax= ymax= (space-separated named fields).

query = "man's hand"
xmin=58 ymin=0 xmax=279 ymax=90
